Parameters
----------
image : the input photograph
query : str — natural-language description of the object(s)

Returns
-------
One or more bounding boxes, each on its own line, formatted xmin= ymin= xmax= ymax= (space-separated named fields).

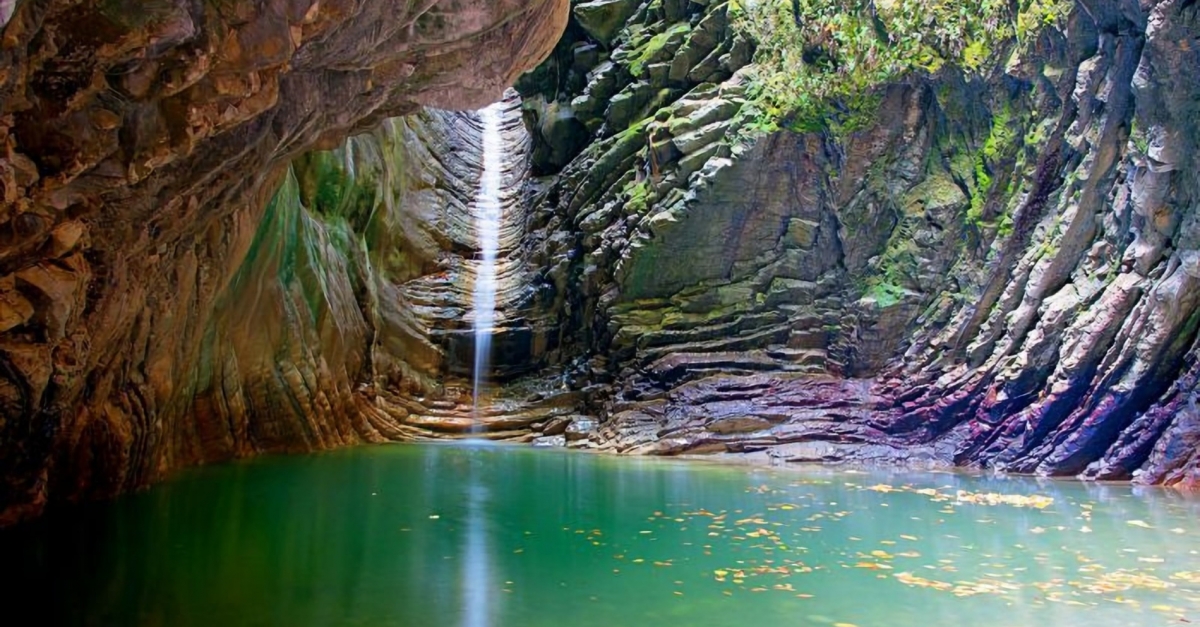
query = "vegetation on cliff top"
xmin=730 ymin=0 xmax=1071 ymax=136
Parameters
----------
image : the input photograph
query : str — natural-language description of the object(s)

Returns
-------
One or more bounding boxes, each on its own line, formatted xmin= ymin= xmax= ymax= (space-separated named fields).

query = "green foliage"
xmin=982 ymin=102 xmax=1016 ymax=162
xmin=997 ymin=211 xmax=1015 ymax=238
xmin=730 ymin=0 xmax=1069 ymax=139
xmin=865 ymin=281 xmax=907 ymax=308
xmin=1014 ymin=0 xmax=1073 ymax=41
xmin=967 ymin=100 xmax=1018 ymax=231
xmin=1129 ymin=118 xmax=1150 ymax=154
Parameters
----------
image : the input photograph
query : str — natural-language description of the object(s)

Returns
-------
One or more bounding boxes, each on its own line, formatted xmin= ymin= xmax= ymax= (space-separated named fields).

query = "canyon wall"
xmin=0 ymin=0 xmax=569 ymax=526
xmin=4 ymin=0 xmax=1200 ymax=526
xmin=514 ymin=0 xmax=1200 ymax=484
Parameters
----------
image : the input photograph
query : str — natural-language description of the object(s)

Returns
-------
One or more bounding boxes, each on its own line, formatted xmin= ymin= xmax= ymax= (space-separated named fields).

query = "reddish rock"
xmin=0 ymin=0 xmax=569 ymax=526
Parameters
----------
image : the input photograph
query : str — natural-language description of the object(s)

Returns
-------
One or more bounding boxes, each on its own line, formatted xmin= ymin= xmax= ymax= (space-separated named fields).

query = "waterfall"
xmin=470 ymin=103 xmax=505 ymax=432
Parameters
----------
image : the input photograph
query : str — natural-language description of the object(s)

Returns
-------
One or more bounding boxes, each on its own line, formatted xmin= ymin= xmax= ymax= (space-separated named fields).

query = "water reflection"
xmin=461 ymin=446 xmax=495 ymax=627
xmin=2 ymin=444 xmax=1200 ymax=627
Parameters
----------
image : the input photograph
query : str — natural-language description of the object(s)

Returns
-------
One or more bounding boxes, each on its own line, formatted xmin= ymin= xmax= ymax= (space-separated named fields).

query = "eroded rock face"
xmin=514 ymin=0 xmax=1200 ymax=484
xmin=4 ymin=0 xmax=1199 ymax=526
xmin=0 ymin=0 xmax=569 ymax=525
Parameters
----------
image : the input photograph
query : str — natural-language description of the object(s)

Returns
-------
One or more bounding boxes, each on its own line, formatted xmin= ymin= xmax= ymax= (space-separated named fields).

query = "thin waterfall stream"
xmin=470 ymin=103 xmax=505 ymax=432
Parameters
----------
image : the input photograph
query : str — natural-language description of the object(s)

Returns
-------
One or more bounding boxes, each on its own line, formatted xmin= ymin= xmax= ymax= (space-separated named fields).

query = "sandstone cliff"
xmin=0 ymin=0 xmax=568 ymax=526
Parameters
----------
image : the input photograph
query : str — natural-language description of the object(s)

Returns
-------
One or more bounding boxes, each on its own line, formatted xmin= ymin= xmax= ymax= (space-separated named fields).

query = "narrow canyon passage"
xmin=3 ymin=0 xmax=1200 ymax=624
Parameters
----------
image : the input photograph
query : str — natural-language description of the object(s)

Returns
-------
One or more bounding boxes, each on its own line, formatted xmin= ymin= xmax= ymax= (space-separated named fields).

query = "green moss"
xmin=966 ymin=100 xmax=1018 ymax=229
xmin=861 ymin=213 xmax=924 ymax=310
xmin=628 ymin=23 xmax=691 ymax=76
xmin=100 ymin=0 xmax=177 ymax=27
xmin=967 ymin=161 xmax=992 ymax=225
xmin=865 ymin=281 xmax=907 ymax=308
xmin=997 ymin=212 xmax=1015 ymax=238
xmin=1130 ymin=118 xmax=1150 ymax=154
xmin=982 ymin=102 xmax=1016 ymax=161
xmin=905 ymin=171 xmax=967 ymax=219
xmin=231 ymin=168 xmax=352 ymax=323
xmin=293 ymin=148 xmax=380 ymax=234
xmin=623 ymin=179 xmax=653 ymax=215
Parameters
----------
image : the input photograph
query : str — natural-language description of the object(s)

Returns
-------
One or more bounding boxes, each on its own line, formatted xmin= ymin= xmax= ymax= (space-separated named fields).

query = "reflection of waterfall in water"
xmin=470 ymin=104 xmax=504 ymax=433
xmin=461 ymin=452 xmax=493 ymax=627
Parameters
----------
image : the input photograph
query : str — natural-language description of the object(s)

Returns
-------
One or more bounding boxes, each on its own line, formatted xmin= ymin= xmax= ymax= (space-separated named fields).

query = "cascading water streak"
xmin=470 ymin=103 xmax=505 ymax=432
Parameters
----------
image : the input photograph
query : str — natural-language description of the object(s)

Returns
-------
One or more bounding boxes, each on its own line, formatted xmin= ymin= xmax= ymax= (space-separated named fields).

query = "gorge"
xmin=5 ymin=0 xmax=1200 ymax=624
xmin=0 ymin=0 xmax=1199 ymax=542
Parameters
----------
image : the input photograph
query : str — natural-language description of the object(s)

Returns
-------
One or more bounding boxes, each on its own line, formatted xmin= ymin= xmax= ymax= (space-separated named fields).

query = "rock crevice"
xmin=508 ymin=0 xmax=1200 ymax=484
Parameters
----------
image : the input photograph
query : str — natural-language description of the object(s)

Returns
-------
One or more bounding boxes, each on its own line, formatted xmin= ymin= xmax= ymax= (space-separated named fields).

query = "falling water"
xmin=470 ymin=103 xmax=505 ymax=432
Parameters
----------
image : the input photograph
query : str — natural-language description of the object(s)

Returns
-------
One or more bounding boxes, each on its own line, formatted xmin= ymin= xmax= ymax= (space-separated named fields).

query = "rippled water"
xmin=4 ymin=443 xmax=1200 ymax=627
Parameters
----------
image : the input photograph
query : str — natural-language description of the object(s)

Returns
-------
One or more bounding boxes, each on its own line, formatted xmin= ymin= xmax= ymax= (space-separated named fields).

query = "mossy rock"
xmin=574 ymin=0 xmax=641 ymax=46
xmin=904 ymin=171 xmax=968 ymax=218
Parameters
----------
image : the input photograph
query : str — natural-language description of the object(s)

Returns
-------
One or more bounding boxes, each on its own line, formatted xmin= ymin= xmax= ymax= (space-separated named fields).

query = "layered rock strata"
xmin=0 ymin=0 xmax=569 ymax=526
xmin=367 ymin=99 xmax=581 ymax=437
xmin=514 ymin=0 xmax=1200 ymax=486
xmin=5 ymin=0 xmax=1200 ymax=526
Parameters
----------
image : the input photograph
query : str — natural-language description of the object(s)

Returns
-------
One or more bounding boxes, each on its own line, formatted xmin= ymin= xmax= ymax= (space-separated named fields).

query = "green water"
xmin=5 ymin=443 xmax=1200 ymax=627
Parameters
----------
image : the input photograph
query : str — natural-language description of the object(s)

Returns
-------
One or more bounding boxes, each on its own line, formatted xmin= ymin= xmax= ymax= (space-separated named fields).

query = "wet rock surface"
xmin=4 ymin=0 xmax=1200 ymax=526
xmin=0 ymin=0 xmax=569 ymax=525
xmin=510 ymin=0 xmax=1200 ymax=485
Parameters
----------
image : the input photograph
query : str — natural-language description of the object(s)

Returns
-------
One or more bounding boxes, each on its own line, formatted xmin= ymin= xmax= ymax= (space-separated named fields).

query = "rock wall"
xmin=367 ymin=99 xmax=581 ymax=437
xmin=0 ymin=0 xmax=569 ymax=526
xmin=515 ymin=0 xmax=1200 ymax=484
xmin=4 ymin=0 xmax=1199 ymax=526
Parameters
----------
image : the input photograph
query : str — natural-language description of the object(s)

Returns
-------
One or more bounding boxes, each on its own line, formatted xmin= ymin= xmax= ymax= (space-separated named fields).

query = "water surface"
xmin=4 ymin=443 xmax=1200 ymax=626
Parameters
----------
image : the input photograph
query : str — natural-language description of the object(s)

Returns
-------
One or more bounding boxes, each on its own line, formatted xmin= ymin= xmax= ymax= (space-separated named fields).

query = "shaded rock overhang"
xmin=0 ymin=0 xmax=569 ymax=526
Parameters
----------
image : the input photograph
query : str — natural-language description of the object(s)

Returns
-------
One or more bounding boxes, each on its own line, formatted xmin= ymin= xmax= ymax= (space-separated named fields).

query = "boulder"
xmin=574 ymin=0 xmax=640 ymax=46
